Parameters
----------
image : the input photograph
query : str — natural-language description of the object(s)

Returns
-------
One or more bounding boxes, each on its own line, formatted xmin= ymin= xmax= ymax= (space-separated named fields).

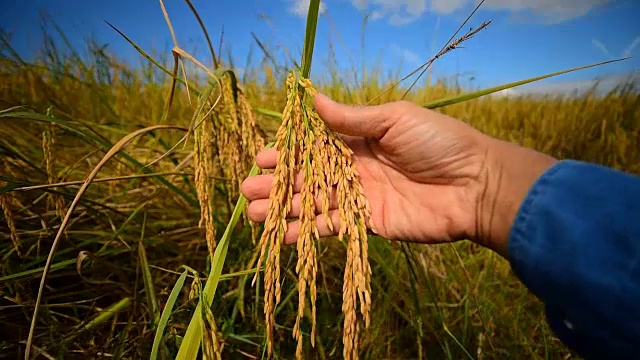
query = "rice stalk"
xmin=42 ymin=123 xmax=55 ymax=211
xmin=201 ymin=291 xmax=223 ymax=360
xmin=41 ymin=119 xmax=67 ymax=236
xmin=193 ymin=70 xmax=265 ymax=263
xmin=253 ymin=69 xmax=373 ymax=359
xmin=193 ymin=80 xmax=219 ymax=259
xmin=11 ymin=172 xmax=193 ymax=191
xmin=0 ymin=156 xmax=23 ymax=258
xmin=368 ymin=0 xmax=489 ymax=104
xmin=0 ymin=190 xmax=21 ymax=258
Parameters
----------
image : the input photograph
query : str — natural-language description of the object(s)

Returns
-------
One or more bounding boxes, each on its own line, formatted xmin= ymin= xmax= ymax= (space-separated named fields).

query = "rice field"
xmin=1 ymin=3 xmax=639 ymax=359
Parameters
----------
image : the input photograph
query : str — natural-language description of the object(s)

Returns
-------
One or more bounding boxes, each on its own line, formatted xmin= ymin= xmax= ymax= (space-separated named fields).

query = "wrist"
xmin=474 ymin=138 xmax=558 ymax=257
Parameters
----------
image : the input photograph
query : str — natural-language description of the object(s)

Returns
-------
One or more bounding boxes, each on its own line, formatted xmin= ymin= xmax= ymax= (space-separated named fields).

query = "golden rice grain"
xmin=41 ymin=121 xmax=67 ymax=223
xmin=202 ymin=296 xmax=223 ymax=360
xmin=1 ymin=160 xmax=22 ymax=257
xmin=193 ymin=91 xmax=218 ymax=261
xmin=42 ymin=125 xmax=54 ymax=212
xmin=254 ymin=70 xmax=372 ymax=359
xmin=0 ymin=193 xmax=21 ymax=257
xmin=194 ymin=71 xmax=266 ymax=264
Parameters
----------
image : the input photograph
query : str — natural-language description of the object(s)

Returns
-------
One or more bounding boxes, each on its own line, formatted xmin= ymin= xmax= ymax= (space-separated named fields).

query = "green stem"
xmin=175 ymin=143 xmax=272 ymax=359
xmin=301 ymin=0 xmax=321 ymax=79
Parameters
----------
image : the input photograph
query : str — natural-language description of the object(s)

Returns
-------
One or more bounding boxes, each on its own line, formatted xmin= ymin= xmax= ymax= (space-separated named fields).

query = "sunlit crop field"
xmin=1 ymin=9 xmax=639 ymax=358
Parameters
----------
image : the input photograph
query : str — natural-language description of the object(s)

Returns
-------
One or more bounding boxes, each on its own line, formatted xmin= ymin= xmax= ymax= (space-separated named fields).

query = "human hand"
xmin=241 ymin=94 xmax=557 ymax=257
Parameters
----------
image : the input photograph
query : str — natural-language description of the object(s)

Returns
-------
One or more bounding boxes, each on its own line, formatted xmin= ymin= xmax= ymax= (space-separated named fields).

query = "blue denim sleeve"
xmin=507 ymin=159 xmax=640 ymax=359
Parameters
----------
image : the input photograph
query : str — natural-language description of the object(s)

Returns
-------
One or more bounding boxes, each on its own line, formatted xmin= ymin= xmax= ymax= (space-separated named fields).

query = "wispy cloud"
xmin=347 ymin=0 xmax=608 ymax=25
xmin=287 ymin=0 xmax=327 ymax=18
xmin=390 ymin=44 xmax=422 ymax=67
xmin=623 ymin=36 xmax=640 ymax=58
xmin=592 ymin=38 xmax=612 ymax=59
xmin=592 ymin=36 xmax=640 ymax=60
xmin=349 ymin=0 xmax=428 ymax=26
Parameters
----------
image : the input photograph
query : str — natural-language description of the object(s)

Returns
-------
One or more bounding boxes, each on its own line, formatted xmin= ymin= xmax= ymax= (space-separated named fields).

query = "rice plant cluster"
xmin=193 ymin=71 xmax=265 ymax=260
xmin=253 ymin=69 xmax=373 ymax=359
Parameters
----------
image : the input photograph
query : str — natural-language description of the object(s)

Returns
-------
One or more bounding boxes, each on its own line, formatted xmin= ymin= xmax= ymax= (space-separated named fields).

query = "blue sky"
xmin=1 ymin=0 xmax=639 ymax=94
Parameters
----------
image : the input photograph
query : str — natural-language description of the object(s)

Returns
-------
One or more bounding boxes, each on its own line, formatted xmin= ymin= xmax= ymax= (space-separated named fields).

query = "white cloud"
xmin=288 ymin=0 xmax=327 ymax=18
xmin=623 ymin=36 xmax=640 ymax=58
xmin=347 ymin=0 xmax=608 ymax=25
xmin=592 ymin=36 xmax=640 ymax=60
xmin=391 ymin=44 xmax=422 ymax=66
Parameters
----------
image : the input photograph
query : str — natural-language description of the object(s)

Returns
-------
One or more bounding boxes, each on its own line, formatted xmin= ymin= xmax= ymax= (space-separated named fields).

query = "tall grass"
xmin=1 ymin=11 xmax=639 ymax=360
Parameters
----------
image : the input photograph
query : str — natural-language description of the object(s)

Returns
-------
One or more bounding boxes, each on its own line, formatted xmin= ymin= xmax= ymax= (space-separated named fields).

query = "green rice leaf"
xmin=301 ymin=0 xmax=321 ymax=78
xmin=150 ymin=269 xmax=188 ymax=360
xmin=175 ymin=159 xmax=264 ymax=359
xmin=424 ymin=58 xmax=628 ymax=109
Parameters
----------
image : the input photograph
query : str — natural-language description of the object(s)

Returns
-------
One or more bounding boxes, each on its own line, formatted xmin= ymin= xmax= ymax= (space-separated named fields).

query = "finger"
xmin=241 ymin=172 xmax=305 ymax=200
xmin=256 ymin=148 xmax=277 ymax=169
xmin=313 ymin=93 xmax=400 ymax=139
xmin=284 ymin=209 xmax=341 ymax=245
xmin=247 ymin=188 xmax=339 ymax=222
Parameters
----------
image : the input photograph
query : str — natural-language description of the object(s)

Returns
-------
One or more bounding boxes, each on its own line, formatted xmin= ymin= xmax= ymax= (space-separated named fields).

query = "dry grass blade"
xmin=104 ymin=20 xmax=195 ymax=94
xmin=251 ymin=32 xmax=280 ymax=72
xmin=183 ymin=0 xmax=218 ymax=69
xmin=12 ymin=172 xmax=192 ymax=191
xmin=368 ymin=0 xmax=487 ymax=104
xmin=24 ymin=124 xmax=187 ymax=360
xmin=145 ymin=70 xmax=222 ymax=168
xmin=158 ymin=0 xmax=178 ymax=49
xmin=173 ymin=46 xmax=217 ymax=78
xmin=401 ymin=20 xmax=491 ymax=99
xmin=159 ymin=0 xmax=192 ymax=108
xmin=165 ymin=50 xmax=181 ymax=114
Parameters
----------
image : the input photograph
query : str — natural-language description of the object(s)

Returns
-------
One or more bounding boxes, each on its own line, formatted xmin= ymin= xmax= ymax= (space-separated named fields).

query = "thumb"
xmin=313 ymin=93 xmax=396 ymax=139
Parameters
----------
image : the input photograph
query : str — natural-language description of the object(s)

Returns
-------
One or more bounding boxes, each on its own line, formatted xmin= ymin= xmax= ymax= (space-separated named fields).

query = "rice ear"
xmin=254 ymin=70 xmax=372 ymax=359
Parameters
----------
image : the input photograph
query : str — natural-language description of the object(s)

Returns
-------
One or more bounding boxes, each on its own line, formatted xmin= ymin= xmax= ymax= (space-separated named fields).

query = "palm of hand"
xmin=340 ymin=109 xmax=486 ymax=244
